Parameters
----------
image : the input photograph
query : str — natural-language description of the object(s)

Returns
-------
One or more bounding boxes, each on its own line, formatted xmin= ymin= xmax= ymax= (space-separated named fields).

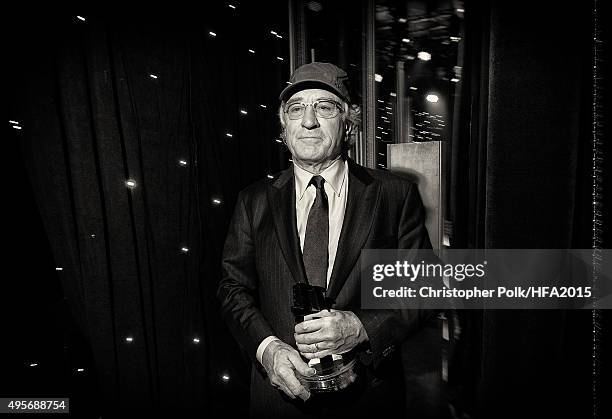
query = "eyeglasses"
xmin=284 ymin=100 xmax=344 ymax=120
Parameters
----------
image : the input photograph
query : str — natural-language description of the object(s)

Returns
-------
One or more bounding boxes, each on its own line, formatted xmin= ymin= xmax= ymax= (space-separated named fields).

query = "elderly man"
xmin=218 ymin=62 xmax=433 ymax=418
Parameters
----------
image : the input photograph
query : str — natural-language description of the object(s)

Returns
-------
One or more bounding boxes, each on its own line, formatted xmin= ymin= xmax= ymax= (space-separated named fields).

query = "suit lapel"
xmin=267 ymin=168 xmax=308 ymax=284
xmin=327 ymin=160 xmax=380 ymax=300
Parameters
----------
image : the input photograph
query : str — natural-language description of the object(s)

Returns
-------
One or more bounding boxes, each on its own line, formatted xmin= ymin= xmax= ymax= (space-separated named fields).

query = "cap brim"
xmin=279 ymin=79 xmax=349 ymax=103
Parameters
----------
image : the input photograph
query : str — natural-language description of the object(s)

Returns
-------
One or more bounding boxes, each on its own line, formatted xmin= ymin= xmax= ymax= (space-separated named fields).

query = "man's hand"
xmin=261 ymin=340 xmax=316 ymax=401
xmin=294 ymin=310 xmax=369 ymax=360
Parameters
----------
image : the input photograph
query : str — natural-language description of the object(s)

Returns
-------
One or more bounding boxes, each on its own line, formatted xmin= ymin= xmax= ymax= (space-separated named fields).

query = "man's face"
xmin=282 ymin=88 xmax=345 ymax=166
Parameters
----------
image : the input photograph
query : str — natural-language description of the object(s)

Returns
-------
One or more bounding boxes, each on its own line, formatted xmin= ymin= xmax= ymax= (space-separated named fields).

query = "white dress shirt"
xmin=256 ymin=158 xmax=349 ymax=364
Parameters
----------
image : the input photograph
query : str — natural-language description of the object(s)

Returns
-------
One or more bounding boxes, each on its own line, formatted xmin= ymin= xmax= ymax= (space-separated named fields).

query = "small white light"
xmin=267 ymin=174 xmax=274 ymax=179
xmin=457 ymin=8 xmax=465 ymax=13
xmin=374 ymin=74 xmax=383 ymax=82
xmin=149 ymin=74 xmax=158 ymax=79
xmin=398 ymin=18 xmax=407 ymax=23
xmin=179 ymin=159 xmax=187 ymax=166
xmin=288 ymin=159 xmax=293 ymax=162
xmin=270 ymin=30 xmax=277 ymax=35
xmin=193 ymin=337 xmax=200 ymax=343
xmin=375 ymin=136 xmax=381 ymax=139
xmin=276 ymin=34 xmax=283 ymax=39
xmin=385 ymin=106 xmax=392 ymax=110
xmin=450 ymin=36 xmax=461 ymax=42
xmin=56 ymin=267 xmax=63 ymax=271
xmin=451 ymin=78 xmax=460 ymax=83
xmin=275 ymin=139 xmax=282 ymax=143
xmin=240 ymin=109 xmax=248 ymax=115
xmin=12 ymin=126 xmax=22 ymax=130
xmin=221 ymin=374 xmax=230 ymax=381
xmin=125 ymin=337 xmax=133 ymax=342
xmin=30 ymin=363 xmax=38 ymax=367
xmin=390 ymin=92 xmax=396 ymax=97
xmin=91 ymin=234 xmax=96 ymax=238
xmin=9 ymin=120 xmax=19 ymax=125
xmin=248 ymin=49 xmax=255 ymax=54
xmin=402 ymin=38 xmax=410 ymax=43
xmin=277 ymin=57 xmax=284 ymax=61
xmin=259 ymin=104 xmax=267 ymax=108
xmin=426 ymin=94 xmax=439 ymax=103
xmin=125 ymin=179 xmax=137 ymax=188
xmin=228 ymin=4 xmax=236 ymax=9
xmin=409 ymin=86 xmax=418 ymax=91
xmin=418 ymin=51 xmax=432 ymax=61
xmin=377 ymin=99 xmax=384 ymax=103
xmin=181 ymin=246 xmax=190 ymax=253
xmin=77 ymin=368 xmax=85 ymax=372
xmin=225 ymin=133 xmax=233 ymax=138
xmin=212 ymin=198 xmax=222 ymax=205
xmin=285 ymin=81 xmax=291 ymax=84
xmin=209 ymin=31 xmax=217 ymax=37
xmin=76 ymin=16 xmax=86 ymax=22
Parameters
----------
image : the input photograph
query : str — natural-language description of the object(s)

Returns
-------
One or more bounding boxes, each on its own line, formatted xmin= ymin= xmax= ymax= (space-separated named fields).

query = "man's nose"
xmin=301 ymin=105 xmax=320 ymax=129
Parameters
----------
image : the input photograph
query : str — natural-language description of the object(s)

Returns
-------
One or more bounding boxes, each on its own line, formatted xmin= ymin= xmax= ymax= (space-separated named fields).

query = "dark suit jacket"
xmin=218 ymin=159 xmax=434 ymax=418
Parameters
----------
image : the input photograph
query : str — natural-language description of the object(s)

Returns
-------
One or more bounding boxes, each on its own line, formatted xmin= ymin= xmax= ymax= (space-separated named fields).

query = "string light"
xmin=409 ymin=86 xmax=418 ymax=91
xmin=77 ymin=368 xmax=85 ymax=372
xmin=225 ymin=132 xmax=233 ymax=138
xmin=9 ymin=120 xmax=19 ymax=124
xmin=209 ymin=31 xmax=217 ymax=37
xmin=277 ymin=57 xmax=284 ymax=61
xmin=402 ymin=38 xmax=410 ymax=43
xmin=221 ymin=374 xmax=230 ymax=381
xmin=125 ymin=337 xmax=133 ymax=343
xmin=240 ymin=109 xmax=248 ymax=115
xmin=451 ymin=78 xmax=460 ymax=82
xmin=149 ymin=74 xmax=158 ymax=79
xmin=56 ymin=267 xmax=63 ymax=271
xmin=179 ymin=159 xmax=187 ymax=166
xmin=212 ymin=198 xmax=222 ymax=205
xmin=248 ymin=49 xmax=255 ymax=54
xmin=426 ymin=94 xmax=439 ymax=103
xmin=125 ymin=179 xmax=137 ymax=189
xmin=90 ymin=234 xmax=96 ymax=238
xmin=228 ymin=4 xmax=236 ymax=9
xmin=267 ymin=174 xmax=274 ymax=179
xmin=390 ymin=92 xmax=396 ymax=97
xmin=275 ymin=139 xmax=282 ymax=143
xmin=259 ymin=104 xmax=267 ymax=109
xmin=76 ymin=16 xmax=86 ymax=22
xmin=417 ymin=51 xmax=432 ymax=61
xmin=181 ymin=246 xmax=190 ymax=253
xmin=12 ymin=125 xmax=22 ymax=130
xmin=29 ymin=363 xmax=38 ymax=367
xmin=398 ymin=18 xmax=407 ymax=23
xmin=270 ymin=30 xmax=278 ymax=35
xmin=193 ymin=337 xmax=200 ymax=343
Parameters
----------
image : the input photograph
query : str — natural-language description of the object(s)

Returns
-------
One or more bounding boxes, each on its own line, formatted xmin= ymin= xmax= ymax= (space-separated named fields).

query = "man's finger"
xmin=288 ymin=352 xmax=317 ymax=377
xmin=303 ymin=309 xmax=335 ymax=321
xmin=301 ymin=348 xmax=334 ymax=360
xmin=294 ymin=318 xmax=326 ymax=334
xmin=294 ymin=330 xmax=327 ymax=344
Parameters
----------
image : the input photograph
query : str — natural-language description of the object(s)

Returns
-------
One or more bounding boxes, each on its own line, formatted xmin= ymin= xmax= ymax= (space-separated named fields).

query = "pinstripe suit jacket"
xmin=218 ymin=158 xmax=433 ymax=418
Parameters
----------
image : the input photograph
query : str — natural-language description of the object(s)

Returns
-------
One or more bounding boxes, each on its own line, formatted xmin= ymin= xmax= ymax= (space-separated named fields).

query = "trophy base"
xmin=297 ymin=358 xmax=358 ymax=393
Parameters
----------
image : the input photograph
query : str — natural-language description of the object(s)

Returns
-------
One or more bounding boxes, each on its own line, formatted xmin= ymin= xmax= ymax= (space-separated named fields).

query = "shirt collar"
xmin=294 ymin=157 xmax=347 ymax=201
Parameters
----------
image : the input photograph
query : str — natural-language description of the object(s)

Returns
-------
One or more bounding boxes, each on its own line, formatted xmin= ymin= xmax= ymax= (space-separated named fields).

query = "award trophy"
xmin=292 ymin=283 xmax=359 ymax=392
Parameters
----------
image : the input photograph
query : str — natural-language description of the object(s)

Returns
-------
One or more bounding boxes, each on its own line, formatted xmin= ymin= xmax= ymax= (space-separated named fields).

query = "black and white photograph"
xmin=4 ymin=1 xmax=611 ymax=418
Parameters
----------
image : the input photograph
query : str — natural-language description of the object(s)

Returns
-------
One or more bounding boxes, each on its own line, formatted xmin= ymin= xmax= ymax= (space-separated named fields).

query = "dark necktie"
xmin=302 ymin=175 xmax=329 ymax=289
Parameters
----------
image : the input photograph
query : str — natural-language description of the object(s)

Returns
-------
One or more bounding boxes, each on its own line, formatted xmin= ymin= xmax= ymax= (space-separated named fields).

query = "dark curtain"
xmin=449 ymin=1 xmax=609 ymax=418
xmin=9 ymin=4 xmax=290 ymax=415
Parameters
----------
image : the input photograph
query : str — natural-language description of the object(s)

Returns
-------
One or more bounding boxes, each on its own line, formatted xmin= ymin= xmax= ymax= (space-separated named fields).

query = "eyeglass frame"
xmin=283 ymin=99 xmax=345 ymax=120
